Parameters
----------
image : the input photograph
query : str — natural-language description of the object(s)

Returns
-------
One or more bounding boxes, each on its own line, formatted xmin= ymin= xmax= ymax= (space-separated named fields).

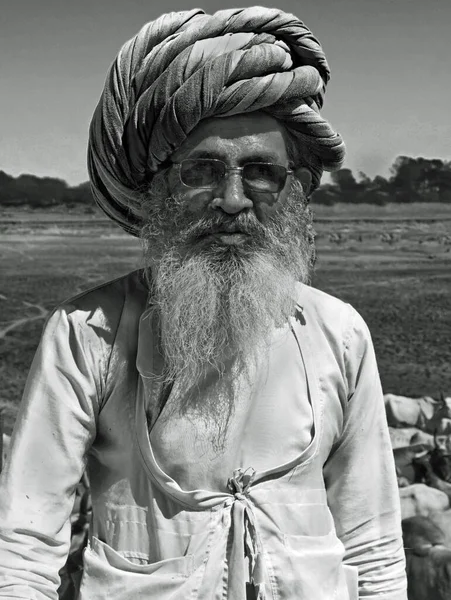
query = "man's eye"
xmin=201 ymin=163 xmax=217 ymax=177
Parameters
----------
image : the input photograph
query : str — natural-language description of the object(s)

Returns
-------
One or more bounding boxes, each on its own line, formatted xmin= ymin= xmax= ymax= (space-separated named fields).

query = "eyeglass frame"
xmin=171 ymin=158 xmax=294 ymax=193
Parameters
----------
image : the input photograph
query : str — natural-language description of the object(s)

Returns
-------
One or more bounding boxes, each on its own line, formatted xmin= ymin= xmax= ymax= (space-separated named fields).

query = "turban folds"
xmin=88 ymin=7 xmax=345 ymax=236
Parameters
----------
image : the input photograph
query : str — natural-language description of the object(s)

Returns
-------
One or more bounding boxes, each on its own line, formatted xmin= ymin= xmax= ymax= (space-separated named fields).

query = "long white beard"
xmin=139 ymin=177 xmax=315 ymax=438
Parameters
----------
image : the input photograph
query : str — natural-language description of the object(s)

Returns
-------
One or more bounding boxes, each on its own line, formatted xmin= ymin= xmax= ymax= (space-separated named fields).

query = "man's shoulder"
xmin=295 ymin=282 xmax=353 ymax=319
xmin=51 ymin=269 xmax=148 ymax=334
xmin=295 ymin=283 xmax=368 ymax=344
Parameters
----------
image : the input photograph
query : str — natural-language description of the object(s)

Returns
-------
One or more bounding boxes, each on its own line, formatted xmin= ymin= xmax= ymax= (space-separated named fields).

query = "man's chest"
xmin=148 ymin=331 xmax=313 ymax=493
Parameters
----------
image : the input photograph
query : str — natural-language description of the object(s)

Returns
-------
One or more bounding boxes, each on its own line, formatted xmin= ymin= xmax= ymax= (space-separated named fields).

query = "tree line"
xmin=0 ymin=171 xmax=93 ymax=209
xmin=313 ymin=156 xmax=451 ymax=205
xmin=1 ymin=155 xmax=451 ymax=208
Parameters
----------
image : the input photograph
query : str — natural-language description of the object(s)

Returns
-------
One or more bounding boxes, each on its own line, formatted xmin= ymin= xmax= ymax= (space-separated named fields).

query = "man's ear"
xmin=293 ymin=167 xmax=312 ymax=197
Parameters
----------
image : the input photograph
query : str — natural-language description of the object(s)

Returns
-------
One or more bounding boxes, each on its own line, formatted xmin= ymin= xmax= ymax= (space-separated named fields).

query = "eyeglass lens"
xmin=179 ymin=159 xmax=288 ymax=193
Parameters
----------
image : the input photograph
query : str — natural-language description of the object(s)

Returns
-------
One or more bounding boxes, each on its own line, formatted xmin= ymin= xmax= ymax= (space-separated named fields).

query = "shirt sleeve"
xmin=0 ymin=307 xmax=103 ymax=599
xmin=323 ymin=306 xmax=408 ymax=600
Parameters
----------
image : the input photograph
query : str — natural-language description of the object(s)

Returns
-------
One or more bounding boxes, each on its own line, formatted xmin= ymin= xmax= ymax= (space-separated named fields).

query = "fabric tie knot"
xmin=227 ymin=466 xmax=256 ymax=496
xmin=225 ymin=467 xmax=267 ymax=598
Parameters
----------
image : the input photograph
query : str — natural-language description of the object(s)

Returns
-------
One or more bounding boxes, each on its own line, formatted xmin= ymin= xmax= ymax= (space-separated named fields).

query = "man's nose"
xmin=211 ymin=171 xmax=254 ymax=215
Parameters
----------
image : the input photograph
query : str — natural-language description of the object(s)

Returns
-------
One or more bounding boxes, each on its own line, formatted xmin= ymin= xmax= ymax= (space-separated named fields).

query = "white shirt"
xmin=0 ymin=270 xmax=407 ymax=599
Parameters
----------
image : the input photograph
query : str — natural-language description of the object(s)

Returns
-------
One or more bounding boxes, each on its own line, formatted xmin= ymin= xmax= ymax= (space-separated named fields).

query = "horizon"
xmin=2 ymin=151 xmax=450 ymax=188
xmin=2 ymin=0 xmax=450 ymax=186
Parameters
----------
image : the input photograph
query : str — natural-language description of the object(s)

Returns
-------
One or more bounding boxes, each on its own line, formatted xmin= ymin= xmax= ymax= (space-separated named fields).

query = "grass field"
xmin=1 ymin=204 xmax=451 ymax=434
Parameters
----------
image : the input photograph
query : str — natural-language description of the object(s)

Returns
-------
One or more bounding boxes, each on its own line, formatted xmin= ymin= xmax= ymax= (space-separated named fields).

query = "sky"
xmin=1 ymin=0 xmax=450 ymax=185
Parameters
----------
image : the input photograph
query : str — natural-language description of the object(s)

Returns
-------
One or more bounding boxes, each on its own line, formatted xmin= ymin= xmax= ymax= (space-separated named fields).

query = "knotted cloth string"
xmin=226 ymin=467 xmax=267 ymax=599
xmin=88 ymin=7 xmax=346 ymax=236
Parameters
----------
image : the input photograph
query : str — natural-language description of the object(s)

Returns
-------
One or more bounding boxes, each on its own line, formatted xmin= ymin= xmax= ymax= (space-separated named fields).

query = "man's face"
xmin=140 ymin=112 xmax=315 ymax=435
xmin=167 ymin=113 xmax=293 ymax=231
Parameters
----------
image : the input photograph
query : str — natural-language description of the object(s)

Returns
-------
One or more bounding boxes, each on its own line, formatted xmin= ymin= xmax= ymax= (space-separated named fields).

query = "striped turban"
xmin=88 ymin=7 xmax=345 ymax=236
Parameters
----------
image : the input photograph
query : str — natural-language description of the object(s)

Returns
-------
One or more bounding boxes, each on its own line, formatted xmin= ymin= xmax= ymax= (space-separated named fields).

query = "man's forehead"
xmin=171 ymin=113 xmax=289 ymax=162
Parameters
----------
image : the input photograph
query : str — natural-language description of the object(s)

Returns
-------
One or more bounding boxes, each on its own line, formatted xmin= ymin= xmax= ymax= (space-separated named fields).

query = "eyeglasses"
xmin=173 ymin=159 xmax=293 ymax=193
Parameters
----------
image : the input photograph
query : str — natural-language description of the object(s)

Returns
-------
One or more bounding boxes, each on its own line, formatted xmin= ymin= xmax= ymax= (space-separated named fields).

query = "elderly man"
xmin=0 ymin=7 xmax=407 ymax=600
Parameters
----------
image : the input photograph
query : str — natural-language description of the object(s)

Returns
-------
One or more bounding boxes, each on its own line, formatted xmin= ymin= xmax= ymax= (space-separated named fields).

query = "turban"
xmin=88 ymin=6 xmax=345 ymax=236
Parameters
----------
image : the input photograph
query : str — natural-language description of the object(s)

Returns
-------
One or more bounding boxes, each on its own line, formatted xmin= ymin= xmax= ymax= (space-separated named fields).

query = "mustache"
xmin=181 ymin=212 xmax=268 ymax=242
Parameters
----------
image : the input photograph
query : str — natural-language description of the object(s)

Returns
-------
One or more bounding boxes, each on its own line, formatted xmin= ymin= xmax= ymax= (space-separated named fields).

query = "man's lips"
xmin=208 ymin=231 xmax=249 ymax=244
xmin=210 ymin=225 xmax=247 ymax=234
xmin=194 ymin=228 xmax=250 ymax=244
